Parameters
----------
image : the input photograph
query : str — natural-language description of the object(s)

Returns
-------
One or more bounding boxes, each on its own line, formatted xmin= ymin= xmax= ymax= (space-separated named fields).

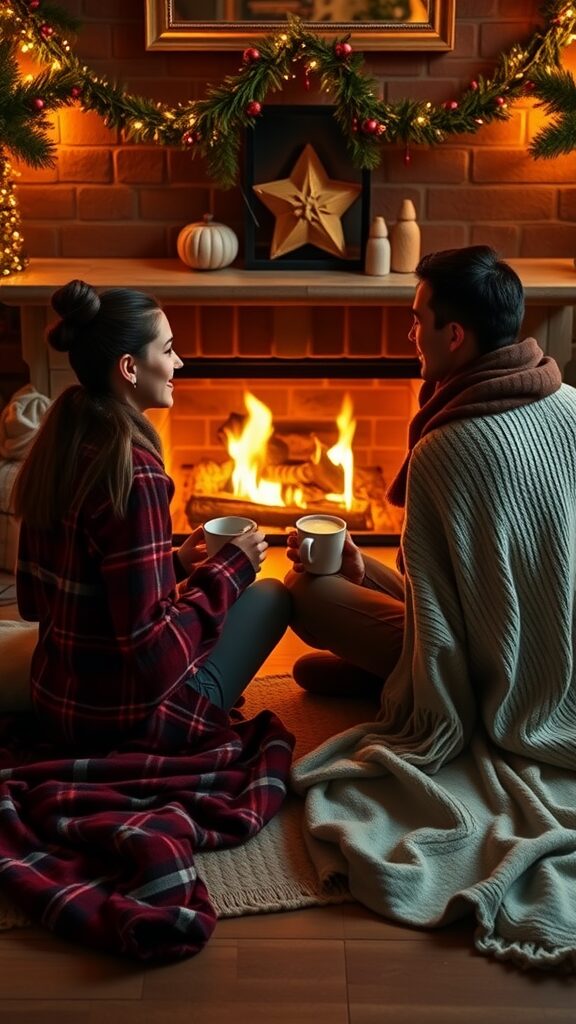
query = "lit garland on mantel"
xmin=1 ymin=0 xmax=576 ymax=274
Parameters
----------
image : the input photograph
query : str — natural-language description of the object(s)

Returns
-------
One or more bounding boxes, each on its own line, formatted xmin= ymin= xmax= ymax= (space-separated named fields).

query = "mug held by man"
xmin=296 ymin=514 xmax=346 ymax=575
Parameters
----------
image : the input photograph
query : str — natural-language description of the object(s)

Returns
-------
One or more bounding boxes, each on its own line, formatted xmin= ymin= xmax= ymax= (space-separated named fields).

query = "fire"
xmin=224 ymin=390 xmax=355 ymax=510
xmin=325 ymin=392 xmax=356 ymax=510
xmin=223 ymin=392 xmax=285 ymax=506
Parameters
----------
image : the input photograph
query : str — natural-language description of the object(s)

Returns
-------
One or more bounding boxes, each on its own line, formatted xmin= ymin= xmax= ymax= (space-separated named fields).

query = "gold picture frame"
xmin=145 ymin=0 xmax=455 ymax=52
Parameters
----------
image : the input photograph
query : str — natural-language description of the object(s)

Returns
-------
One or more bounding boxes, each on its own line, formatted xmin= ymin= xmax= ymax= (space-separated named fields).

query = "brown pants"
xmin=285 ymin=554 xmax=405 ymax=682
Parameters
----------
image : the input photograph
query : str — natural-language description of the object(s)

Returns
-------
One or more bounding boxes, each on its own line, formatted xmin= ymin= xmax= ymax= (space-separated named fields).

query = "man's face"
xmin=408 ymin=280 xmax=457 ymax=383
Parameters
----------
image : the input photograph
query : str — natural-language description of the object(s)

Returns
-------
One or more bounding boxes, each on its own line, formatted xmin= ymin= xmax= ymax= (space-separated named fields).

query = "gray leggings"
xmin=188 ymin=578 xmax=291 ymax=711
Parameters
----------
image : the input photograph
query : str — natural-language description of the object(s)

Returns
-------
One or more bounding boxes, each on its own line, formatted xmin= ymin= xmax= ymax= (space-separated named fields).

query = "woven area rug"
xmin=0 ymin=674 xmax=375 ymax=929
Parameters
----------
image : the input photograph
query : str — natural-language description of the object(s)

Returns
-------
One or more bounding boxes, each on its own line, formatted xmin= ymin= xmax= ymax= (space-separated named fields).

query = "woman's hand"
xmin=230 ymin=526 xmax=268 ymax=573
xmin=286 ymin=529 xmax=365 ymax=584
xmin=176 ymin=526 xmax=208 ymax=575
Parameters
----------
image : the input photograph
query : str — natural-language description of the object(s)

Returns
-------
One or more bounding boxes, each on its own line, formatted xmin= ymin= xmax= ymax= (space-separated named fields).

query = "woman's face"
xmin=132 ymin=311 xmax=183 ymax=410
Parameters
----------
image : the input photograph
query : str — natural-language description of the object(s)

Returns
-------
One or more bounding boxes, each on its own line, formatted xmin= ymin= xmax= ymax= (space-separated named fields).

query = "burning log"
xmin=262 ymin=443 xmax=343 ymax=493
xmin=186 ymin=494 xmax=373 ymax=532
xmin=186 ymin=444 xmax=344 ymax=501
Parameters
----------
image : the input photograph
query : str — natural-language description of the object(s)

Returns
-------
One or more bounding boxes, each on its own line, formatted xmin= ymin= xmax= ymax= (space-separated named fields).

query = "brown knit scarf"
xmin=386 ymin=337 xmax=562 ymax=509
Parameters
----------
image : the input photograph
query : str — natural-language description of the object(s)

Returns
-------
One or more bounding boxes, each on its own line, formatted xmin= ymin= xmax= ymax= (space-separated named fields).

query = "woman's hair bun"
xmin=48 ymin=279 xmax=101 ymax=352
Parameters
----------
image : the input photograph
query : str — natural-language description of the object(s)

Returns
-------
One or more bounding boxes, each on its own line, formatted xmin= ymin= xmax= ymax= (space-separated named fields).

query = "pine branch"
xmin=30 ymin=2 xmax=80 ymax=33
xmin=2 ymin=127 xmax=56 ymax=168
xmin=529 ymin=113 xmax=576 ymax=157
xmin=530 ymin=66 xmax=576 ymax=113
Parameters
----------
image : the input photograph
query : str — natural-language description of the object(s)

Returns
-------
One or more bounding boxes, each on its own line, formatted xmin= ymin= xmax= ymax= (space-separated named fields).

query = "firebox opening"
xmin=150 ymin=377 xmax=419 ymax=546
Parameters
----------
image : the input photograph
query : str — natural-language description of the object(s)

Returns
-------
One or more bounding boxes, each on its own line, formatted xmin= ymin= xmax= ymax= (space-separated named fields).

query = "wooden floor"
xmin=1 ymin=549 xmax=575 ymax=1021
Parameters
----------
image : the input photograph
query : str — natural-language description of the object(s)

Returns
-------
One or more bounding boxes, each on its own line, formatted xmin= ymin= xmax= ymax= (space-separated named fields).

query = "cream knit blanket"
xmin=293 ymin=386 xmax=576 ymax=972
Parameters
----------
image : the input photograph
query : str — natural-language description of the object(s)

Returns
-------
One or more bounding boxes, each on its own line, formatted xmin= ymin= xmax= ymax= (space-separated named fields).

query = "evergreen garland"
xmin=529 ymin=65 xmax=576 ymax=157
xmin=0 ymin=0 xmax=576 ymax=189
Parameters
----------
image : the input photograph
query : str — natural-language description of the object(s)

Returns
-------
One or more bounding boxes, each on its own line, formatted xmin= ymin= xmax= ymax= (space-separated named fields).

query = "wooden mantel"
xmin=2 ymin=257 xmax=576 ymax=305
xmin=1 ymin=258 xmax=575 ymax=396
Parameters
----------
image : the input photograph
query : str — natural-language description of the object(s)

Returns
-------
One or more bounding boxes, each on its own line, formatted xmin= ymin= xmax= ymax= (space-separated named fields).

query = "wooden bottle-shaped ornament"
xmin=390 ymin=199 xmax=421 ymax=273
xmin=364 ymin=216 xmax=391 ymax=276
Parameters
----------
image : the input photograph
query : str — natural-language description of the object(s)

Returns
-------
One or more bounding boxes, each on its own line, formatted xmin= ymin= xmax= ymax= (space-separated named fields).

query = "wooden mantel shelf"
xmin=1 ymin=257 xmax=576 ymax=306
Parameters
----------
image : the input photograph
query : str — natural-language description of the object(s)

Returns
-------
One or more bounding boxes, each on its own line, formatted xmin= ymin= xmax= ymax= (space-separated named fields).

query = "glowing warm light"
xmin=325 ymin=393 xmax=356 ymax=510
xmin=222 ymin=391 xmax=356 ymax=511
xmin=224 ymin=392 xmax=285 ymax=506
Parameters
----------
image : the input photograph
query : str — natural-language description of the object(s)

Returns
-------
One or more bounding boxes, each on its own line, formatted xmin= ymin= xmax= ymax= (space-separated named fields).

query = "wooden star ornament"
xmin=253 ymin=144 xmax=362 ymax=259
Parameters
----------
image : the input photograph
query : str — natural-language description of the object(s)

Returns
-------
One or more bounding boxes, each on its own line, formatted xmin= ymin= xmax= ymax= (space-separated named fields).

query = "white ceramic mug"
xmin=203 ymin=515 xmax=257 ymax=557
xmin=295 ymin=514 xmax=346 ymax=575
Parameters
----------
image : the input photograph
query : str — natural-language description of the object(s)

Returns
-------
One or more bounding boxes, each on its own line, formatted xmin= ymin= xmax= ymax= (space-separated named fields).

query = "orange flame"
xmin=223 ymin=392 xmax=285 ymax=506
xmin=325 ymin=393 xmax=356 ymax=510
xmin=224 ymin=391 xmax=355 ymax=510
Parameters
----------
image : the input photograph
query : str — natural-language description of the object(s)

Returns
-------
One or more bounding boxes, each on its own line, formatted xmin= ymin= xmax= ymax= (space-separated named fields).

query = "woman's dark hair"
xmin=415 ymin=245 xmax=525 ymax=355
xmin=14 ymin=280 xmax=164 ymax=527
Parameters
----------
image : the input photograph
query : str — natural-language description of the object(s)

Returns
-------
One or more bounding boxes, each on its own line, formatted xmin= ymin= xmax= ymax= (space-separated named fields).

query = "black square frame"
xmin=244 ymin=105 xmax=371 ymax=272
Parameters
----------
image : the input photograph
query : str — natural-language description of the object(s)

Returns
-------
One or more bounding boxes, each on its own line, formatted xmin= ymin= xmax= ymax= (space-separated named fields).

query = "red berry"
xmin=183 ymin=130 xmax=202 ymax=145
xmin=242 ymin=47 xmax=260 ymax=63
xmin=470 ymin=80 xmax=478 ymax=91
xmin=495 ymin=96 xmax=506 ymax=106
xmin=40 ymin=23 xmax=54 ymax=37
xmin=444 ymin=100 xmax=459 ymax=111
xmin=32 ymin=97 xmax=45 ymax=111
xmin=246 ymin=100 xmax=262 ymax=117
xmin=335 ymin=41 xmax=353 ymax=59
xmin=29 ymin=0 xmax=41 ymax=9
xmin=361 ymin=118 xmax=378 ymax=134
xmin=70 ymin=86 xmax=82 ymax=99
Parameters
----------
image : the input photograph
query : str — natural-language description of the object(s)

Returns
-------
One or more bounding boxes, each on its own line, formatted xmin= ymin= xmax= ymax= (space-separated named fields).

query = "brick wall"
xmin=3 ymin=0 xmax=576 ymax=487
xmin=11 ymin=0 xmax=576 ymax=260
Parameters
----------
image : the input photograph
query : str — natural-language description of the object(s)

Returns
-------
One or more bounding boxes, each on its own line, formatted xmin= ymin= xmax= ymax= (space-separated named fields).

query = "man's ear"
xmin=118 ymin=353 xmax=136 ymax=384
xmin=448 ymin=322 xmax=465 ymax=352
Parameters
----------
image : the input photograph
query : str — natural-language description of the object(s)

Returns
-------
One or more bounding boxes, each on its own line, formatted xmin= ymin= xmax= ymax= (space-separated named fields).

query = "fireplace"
xmin=5 ymin=257 xmax=572 ymax=548
xmin=152 ymin=345 xmax=420 ymax=544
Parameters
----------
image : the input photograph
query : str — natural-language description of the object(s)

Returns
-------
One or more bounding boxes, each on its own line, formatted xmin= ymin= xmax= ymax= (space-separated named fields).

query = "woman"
xmin=13 ymin=279 xmax=292 ymax=746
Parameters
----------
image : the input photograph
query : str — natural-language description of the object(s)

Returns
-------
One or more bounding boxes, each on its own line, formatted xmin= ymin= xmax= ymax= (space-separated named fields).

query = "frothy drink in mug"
xmin=295 ymin=514 xmax=347 ymax=575
xmin=298 ymin=518 xmax=342 ymax=534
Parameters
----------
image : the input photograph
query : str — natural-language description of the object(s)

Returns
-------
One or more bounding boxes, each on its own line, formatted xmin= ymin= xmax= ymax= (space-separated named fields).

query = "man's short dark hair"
xmin=415 ymin=245 xmax=525 ymax=355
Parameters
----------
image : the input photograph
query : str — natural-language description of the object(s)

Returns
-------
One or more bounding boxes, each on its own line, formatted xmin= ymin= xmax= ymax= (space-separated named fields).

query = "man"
xmin=286 ymin=245 xmax=576 ymax=969
xmin=287 ymin=244 xmax=563 ymax=694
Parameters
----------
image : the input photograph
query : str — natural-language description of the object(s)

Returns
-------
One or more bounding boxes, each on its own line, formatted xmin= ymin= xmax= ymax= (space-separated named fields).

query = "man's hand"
xmin=286 ymin=529 xmax=365 ymax=584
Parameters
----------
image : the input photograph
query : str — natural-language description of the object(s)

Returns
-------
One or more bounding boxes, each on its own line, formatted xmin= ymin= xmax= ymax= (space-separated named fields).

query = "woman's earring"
xmin=132 ymin=376 xmax=137 ymax=388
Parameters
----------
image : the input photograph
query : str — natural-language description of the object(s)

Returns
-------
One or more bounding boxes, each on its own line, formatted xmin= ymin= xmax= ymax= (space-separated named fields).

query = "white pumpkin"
xmin=177 ymin=213 xmax=238 ymax=271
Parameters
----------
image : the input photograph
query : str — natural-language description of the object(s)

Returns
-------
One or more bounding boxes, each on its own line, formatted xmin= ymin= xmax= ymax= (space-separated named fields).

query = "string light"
xmin=0 ymin=157 xmax=27 ymax=277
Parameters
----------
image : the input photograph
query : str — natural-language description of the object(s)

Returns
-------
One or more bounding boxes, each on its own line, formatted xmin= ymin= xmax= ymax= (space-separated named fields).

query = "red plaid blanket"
xmin=0 ymin=696 xmax=293 ymax=962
